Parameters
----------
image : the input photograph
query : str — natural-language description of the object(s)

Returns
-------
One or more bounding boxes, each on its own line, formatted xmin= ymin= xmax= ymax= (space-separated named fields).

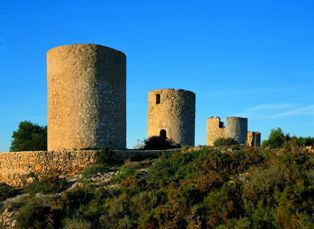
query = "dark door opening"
xmin=160 ymin=129 xmax=167 ymax=140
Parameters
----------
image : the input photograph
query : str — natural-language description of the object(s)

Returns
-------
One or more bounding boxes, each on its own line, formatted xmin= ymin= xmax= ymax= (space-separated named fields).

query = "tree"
xmin=262 ymin=127 xmax=287 ymax=148
xmin=10 ymin=121 xmax=47 ymax=152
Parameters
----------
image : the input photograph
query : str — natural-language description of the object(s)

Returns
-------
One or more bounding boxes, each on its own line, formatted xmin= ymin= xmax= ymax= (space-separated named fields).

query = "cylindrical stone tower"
xmin=47 ymin=44 xmax=126 ymax=151
xmin=206 ymin=117 xmax=225 ymax=146
xmin=225 ymin=117 xmax=248 ymax=144
xmin=247 ymin=131 xmax=261 ymax=147
xmin=147 ymin=89 xmax=196 ymax=146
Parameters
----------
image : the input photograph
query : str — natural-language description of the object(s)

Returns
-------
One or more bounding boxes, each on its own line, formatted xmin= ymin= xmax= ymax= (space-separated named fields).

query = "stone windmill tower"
xmin=47 ymin=44 xmax=126 ymax=151
xmin=147 ymin=88 xmax=196 ymax=146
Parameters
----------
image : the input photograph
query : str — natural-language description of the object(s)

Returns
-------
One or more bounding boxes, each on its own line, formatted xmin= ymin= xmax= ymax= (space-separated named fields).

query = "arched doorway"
xmin=160 ymin=129 xmax=167 ymax=140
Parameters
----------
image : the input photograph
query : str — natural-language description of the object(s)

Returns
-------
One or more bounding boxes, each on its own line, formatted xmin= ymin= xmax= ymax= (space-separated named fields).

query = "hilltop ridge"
xmin=0 ymin=144 xmax=313 ymax=228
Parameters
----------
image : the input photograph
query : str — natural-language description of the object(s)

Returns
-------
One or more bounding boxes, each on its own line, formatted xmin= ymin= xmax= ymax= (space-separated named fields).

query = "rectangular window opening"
xmin=156 ymin=94 xmax=160 ymax=104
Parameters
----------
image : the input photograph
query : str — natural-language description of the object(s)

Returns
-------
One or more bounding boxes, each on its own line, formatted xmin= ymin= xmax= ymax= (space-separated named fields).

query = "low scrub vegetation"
xmin=4 ymin=143 xmax=312 ymax=228
xmin=1 ymin=129 xmax=313 ymax=228
xmin=263 ymin=127 xmax=314 ymax=148
xmin=213 ymin=137 xmax=239 ymax=147
xmin=94 ymin=148 xmax=123 ymax=165
xmin=83 ymin=148 xmax=124 ymax=178
xmin=141 ymin=136 xmax=181 ymax=150
xmin=23 ymin=176 xmax=69 ymax=195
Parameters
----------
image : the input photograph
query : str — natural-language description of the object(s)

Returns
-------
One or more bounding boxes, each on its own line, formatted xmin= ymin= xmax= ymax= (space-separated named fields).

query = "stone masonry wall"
xmin=0 ymin=149 xmax=170 ymax=187
xmin=0 ymin=150 xmax=96 ymax=187
xmin=147 ymin=89 xmax=196 ymax=146
xmin=206 ymin=117 xmax=225 ymax=146
xmin=247 ymin=131 xmax=261 ymax=147
xmin=207 ymin=116 xmax=248 ymax=146
xmin=225 ymin=117 xmax=248 ymax=144
xmin=47 ymin=44 xmax=126 ymax=151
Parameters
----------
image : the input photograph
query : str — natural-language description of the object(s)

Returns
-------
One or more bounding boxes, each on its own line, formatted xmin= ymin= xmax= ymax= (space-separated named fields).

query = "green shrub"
xmin=114 ymin=166 xmax=136 ymax=182
xmin=95 ymin=148 xmax=123 ymax=165
xmin=142 ymin=136 xmax=181 ymax=150
xmin=191 ymin=182 xmax=243 ymax=228
xmin=62 ymin=218 xmax=91 ymax=229
xmin=287 ymin=136 xmax=314 ymax=147
xmin=10 ymin=121 xmax=47 ymax=151
xmin=24 ymin=176 xmax=68 ymax=194
xmin=82 ymin=164 xmax=109 ymax=178
xmin=262 ymin=128 xmax=288 ymax=148
xmin=11 ymin=144 xmax=314 ymax=228
xmin=100 ymin=193 xmax=138 ymax=228
xmin=213 ymin=138 xmax=239 ymax=147
xmin=274 ymin=184 xmax=314 ymax=228
xmin=16 ymin=197 xmax=63 ymax=228
xmin=216 ymin=217 xmax=251 ymax=229
xmin=62 ymin=187 xmax=95 ymax=210
xmin=298 ymin=137 xmax=314 ymax=146
xmin=82 ymin=148 xmax=123 ymax=178
xmin=263 ymin=127 xmax=314 ymax=148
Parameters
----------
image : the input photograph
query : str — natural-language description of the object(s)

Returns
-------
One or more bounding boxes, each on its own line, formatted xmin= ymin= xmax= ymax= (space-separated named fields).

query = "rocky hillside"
xmin=0 ymin=145 xmax=313 ymax=228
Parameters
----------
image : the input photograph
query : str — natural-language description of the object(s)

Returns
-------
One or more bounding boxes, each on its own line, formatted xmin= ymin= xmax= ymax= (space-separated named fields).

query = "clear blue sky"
xmin=1 ymin=0 xmax=314 ymax=151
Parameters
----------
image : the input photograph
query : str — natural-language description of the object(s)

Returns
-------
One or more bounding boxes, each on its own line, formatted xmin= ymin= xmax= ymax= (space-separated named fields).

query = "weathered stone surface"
xmin=247 ymin=131 xmax=261 ymax=147
xmin=47 ymin=44 xmax=126 ymax=151
xmin=147 ymin=89 xmax=196 ymax=146
xmin=0 ymin=150 xmax=96 ymax=187
xmin=206 ymin=117 xmax=225 ymax=146
xmin=206 ymin=116 xmax=248 ymax=146
xmin=225 ymin=117 xmax=248 ymax=144
xmin=0 ymin=149 xmax=174 ymax=187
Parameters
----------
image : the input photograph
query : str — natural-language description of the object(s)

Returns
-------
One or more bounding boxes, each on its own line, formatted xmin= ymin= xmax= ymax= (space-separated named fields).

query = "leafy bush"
xmin=62 ymin=218 xmax=91 ymax=229
xmin=288 ymin=136 xmax=314 ymax=147
xmin=95 ymin=148 xmax=123 ymax=165
xmin=142 ymin=136 xmax=181 ymax=150
xmin=83 ymin=148 xmax=123 ymax=177
xmin=62 ymin=187 xmax=101 ymax=226
xmin=16 ymin=197 xmax=63 ymax=228
xmin=24 ymin=176 xmax=68 ymax=194
xmin=10 ymin=121 xmax=47 ymax=151
xmin=12 ymin=144 xmax=314 ymax=228
xmin=82 ymin=164 xmax=109 ymax=178
xmin=263 ymin=127 xmax=314 ymax=148
xmin=213 ymin=138 xmax=239 ymax=147
xmin=262 ymin=128 xmax=289 ymax=148
xmin=114 ymin=166 xmax=136 ymax=182
xmin=62 ymin=187 xmax=95 ymax=211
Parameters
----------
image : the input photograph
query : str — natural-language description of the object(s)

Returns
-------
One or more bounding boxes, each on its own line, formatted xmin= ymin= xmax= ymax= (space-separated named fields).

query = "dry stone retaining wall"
xmin=147 ymin=89 xmax=196 ymax=146
xmin=0 ymin=149 xmax=171 ymax=187
xmin=0 ymin=150 xmax=96 ymax=187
